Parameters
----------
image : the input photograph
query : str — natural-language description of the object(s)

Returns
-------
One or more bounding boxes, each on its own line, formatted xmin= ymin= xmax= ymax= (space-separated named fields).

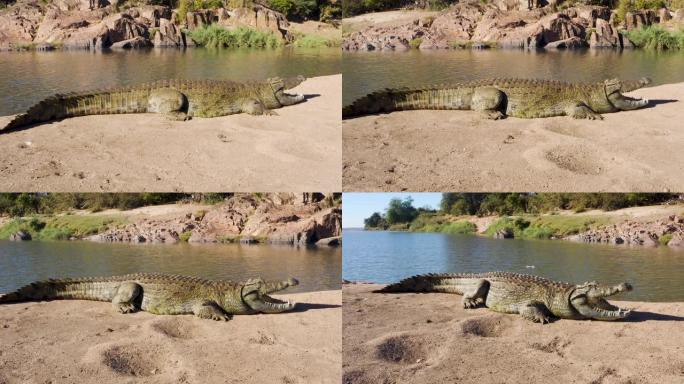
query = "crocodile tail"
xmin=342 ymin=89 xmax=399 ymax=119
xmin=621 ymin=77 xmax=651 ymax=92
xmin=374 ymin=273 xmax=462 ymax=293
xmin=1 ymin=95 xmax=67 ymax=133
xmin=0 ymin=279 xmax=113 ymax=303
xmin=1 ymin=88 xmax=151 ymax=133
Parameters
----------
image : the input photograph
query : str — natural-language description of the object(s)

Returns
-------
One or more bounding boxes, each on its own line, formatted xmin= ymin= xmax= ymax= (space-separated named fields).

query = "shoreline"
xmin=349 ymin=203 xmax=684 ymax=249
xmin=0 ymin=289 xmax=342 ymax=384
xmin=343 ymin=283 xmax=684 ymax=384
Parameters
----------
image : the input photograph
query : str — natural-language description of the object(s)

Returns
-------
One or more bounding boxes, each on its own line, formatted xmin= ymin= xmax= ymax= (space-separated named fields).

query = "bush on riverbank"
xmin=483 ymin=215 xmax=610 ymax=240
xmin=0 ymin=215 xmax=127 ymax=241
xmin=187 ymin=25 xmax=282 ymax=48
xmin=624 ymin=25 xmax=684 ymax=50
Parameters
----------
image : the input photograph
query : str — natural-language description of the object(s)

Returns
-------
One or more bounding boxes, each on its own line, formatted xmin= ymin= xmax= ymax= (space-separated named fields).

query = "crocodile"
xmin=0 ymin=273 xmax=299 ymax=320
xmin=376 ymin=272 xmax=633 ymax=323
xmin=342 ymin=77 xmax=651 ymax=120
xmin=1 ymin=76 xmax=306 ymax=132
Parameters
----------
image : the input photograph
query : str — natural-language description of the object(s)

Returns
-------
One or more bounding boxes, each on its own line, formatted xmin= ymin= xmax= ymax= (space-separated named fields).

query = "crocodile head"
xmin=241 ymin=277 xmax=299 ymax=313
xmin=569 ymin=281 xmax=633 ymax=321
xmin=604 ymin=78 xmax=651 ymax=111
xmin=266 ymin=76 xmax=306 ymax=107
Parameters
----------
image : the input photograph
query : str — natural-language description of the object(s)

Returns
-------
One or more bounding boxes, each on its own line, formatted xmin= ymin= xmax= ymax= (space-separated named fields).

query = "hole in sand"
xmin=375 ymin=335 xmax=425 ymax=363
xmin=102 ymin=346 xmax=161 ymax=377
xmin=460 ymin=315 xmax=512 ymax=337
xmin=151 ymin=319 xmax=195 ymax=339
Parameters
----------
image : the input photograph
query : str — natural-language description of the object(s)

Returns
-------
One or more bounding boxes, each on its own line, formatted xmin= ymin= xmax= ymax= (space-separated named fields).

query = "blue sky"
xmin=342 ymin=193 xmax=443 ymax=228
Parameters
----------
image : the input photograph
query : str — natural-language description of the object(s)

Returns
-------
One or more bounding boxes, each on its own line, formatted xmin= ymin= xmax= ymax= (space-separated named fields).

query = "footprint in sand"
xmin=543 ymin=145 xmax=605 ymax=175
xmin=101 ymin=343 xmax=167 ymax=377
xmin=460 ymin=314 xmax=516 ymax=338
xmin=529 ymin=336 xmax=571 ymax=357
xmin=150 ymin=318 xmax=197 ymax=340
xmin=374 ymin=334 xmax=427 ymax=364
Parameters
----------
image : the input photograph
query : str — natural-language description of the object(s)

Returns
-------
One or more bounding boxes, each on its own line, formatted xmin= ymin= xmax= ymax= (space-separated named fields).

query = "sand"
xmin=0 ymin=75 xmax=341 ymax=192
xmin=0 ymin=290 xmax=341 ymax=384
xmin=343 ymin=82 xmax=684 ymax=192
xmin=343 ymin=283 xmax=684 ymax=384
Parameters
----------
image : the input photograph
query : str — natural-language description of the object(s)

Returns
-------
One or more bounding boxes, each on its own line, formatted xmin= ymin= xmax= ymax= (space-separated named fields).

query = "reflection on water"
xmin=0 ymin=47 xmax=341 ymax=115
xmin=342 ymin=229 xmax=684 ymax=301
xmin=342 ymin=49 xmax=684 ymax=105
xmin=0 ymin=240 xmax=341 ymax=293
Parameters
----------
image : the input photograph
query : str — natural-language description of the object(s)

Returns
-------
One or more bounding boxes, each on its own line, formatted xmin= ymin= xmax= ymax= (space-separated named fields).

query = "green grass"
xmin=484 ymin=215 xmax=610 ymax=240
xmin=408 ymin=213 xmax=477 ymax=235
xmin=179 ymin=230 xmax=193 ymax=242
xmin=624 ymin=26 xmax=684 ymax=50
xmin=187 ymin=25 xmax=282 ymax=49
xmin=0 ymin=215 xmax=127 ymax=241
xmin=293 ymin=34 xmax=341 ymax=48
xmin=409 ymin=38 xmax=423 ymax=49
xmin=659 ymin=234 xmax=673 ymax=246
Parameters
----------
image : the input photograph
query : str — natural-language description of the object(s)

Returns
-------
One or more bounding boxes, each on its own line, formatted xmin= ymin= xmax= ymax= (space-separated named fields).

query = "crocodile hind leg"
xmin=568 ymin=104 xmax=603 ymax=120
xmin=472 ymin=87 xmax=506 ymax=120
xmin=518 ymin=301 xmax=553 ymax=324
xmin=112 ymin=282 xmax=142 ymax=314
xmin=462 ymin=279 xmax=490 ymax=309
xmin=147 ymin=88 xmax=190 ymax=121
xmin=193 ymin=301 xmax=232 ymax=321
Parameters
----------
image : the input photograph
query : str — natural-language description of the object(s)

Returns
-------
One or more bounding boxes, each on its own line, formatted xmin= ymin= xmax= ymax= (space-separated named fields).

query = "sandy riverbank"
xmin=0 ymin=290 xmax=340 ymax=384
xmin=343 ymin=283 xmax=684 ymax=384
xmin=343 ymin=81 xmax=684 ymax=192
xmin=0 ymin=75 xmax=341 ymax=192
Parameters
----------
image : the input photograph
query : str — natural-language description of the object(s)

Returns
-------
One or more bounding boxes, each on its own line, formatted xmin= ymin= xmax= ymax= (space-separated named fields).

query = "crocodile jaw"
xmin=242 ymin=278 xmax=299 ymax=313
xmin=570 ymin=282 xmax=633 ymax=321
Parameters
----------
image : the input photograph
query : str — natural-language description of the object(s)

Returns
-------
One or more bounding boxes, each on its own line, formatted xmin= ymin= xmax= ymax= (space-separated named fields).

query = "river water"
xmin=342 ymin=49 xmax=684 ymax=105
xmin=0 ymin=47 xmax=341 ymax=115
xmin=0 ymin=240 xmax=341 ymax=293
xmin=342 ymin=229 xmax=684 ymax=301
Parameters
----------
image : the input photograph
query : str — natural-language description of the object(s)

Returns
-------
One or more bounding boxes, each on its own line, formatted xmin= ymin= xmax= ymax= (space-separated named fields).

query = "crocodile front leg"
xmin=568 ymin=104 xmax=603 ymax=120
xmin=242 ymin=99 xmax=277 ymax=116
xmin=472 ymin=87 xmax=506 ymax=119
xmin=112 ymin=282 xmax=142 ymax=314
xmin=461 ymin=279 xmax=490 ymax=309
xmin=193 ymin=301 xmax=232 ymax=321
xmin=518 ymin=301 xmax=553 ymax=324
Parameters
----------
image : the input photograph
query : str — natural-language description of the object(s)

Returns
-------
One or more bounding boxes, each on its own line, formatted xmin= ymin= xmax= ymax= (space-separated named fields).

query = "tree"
xmin=385 ymin=197 xmax=418 ymax=224
xmin=364 ymin=212 xmax=385 ymax=229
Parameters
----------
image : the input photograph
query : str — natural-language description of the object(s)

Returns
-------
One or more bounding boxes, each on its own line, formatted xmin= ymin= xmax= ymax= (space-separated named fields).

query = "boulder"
xmin=545 ymin=36 xmax=587 ymax=48
xmin=623 ymin=10 xmax=657 ymax=30
xmin=316 ymin=236 xmax=341 ymax=247
xmin=589 ymin=18 xmax=621 ymax=48
xmin=8 ymin=230 xmax=31 ymax=241
xmin=110 ymin=36 xmax=152 ymax=49
xmin=153 ymin=18 xmax=182 ymax=47
xmin=657 ymin=8 xmax=671 ymax=22
xmin=494 ymin=229 xmax=514 ymax=239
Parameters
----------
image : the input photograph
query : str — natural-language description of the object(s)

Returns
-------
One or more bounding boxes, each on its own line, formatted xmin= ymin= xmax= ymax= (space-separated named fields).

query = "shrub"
xmin=659 ymin=234 xmax=673 ymax=246
xmin=409 ymin=38 xmax=423 ymax=49
xmin=187 ymin=25 xmax=282 ymax=48
xmin=179 ymin=231 xmax=193 ymax=242
xmin=624 ymin=25 xmax=684 ymax=50
xmin=440 ymin=221 xmax=477 ymax=235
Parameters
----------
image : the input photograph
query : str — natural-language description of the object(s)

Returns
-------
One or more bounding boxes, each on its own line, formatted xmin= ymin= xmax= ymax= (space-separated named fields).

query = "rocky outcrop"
xmin=342 ymin=2 xmax=677 ymax=50
xmin=0 ymin=0 xmax=291 ymax=50
xmin=8 ymin=230 xmax=31 ymax=241
xmin=87 ymin=194 xmax=341 ymax=246
xmin=566 ymin=215 xmax=684 ymax=248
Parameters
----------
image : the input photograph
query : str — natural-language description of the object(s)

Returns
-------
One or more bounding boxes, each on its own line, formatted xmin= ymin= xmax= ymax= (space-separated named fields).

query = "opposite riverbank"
xmin=0 ymin=289 xmax=341 ymax=384
xmin=343 ymin=81 xmax=684 ymax=192
xmin=0 ymin=193 xmax=342 ymax=246
xmin=0 ymin=75 xmax=341 ymax=192
xmin=357 ymin=203 xmax=684 ymax=248
xmin=343 ymin=283 xmax=684 ymax=384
